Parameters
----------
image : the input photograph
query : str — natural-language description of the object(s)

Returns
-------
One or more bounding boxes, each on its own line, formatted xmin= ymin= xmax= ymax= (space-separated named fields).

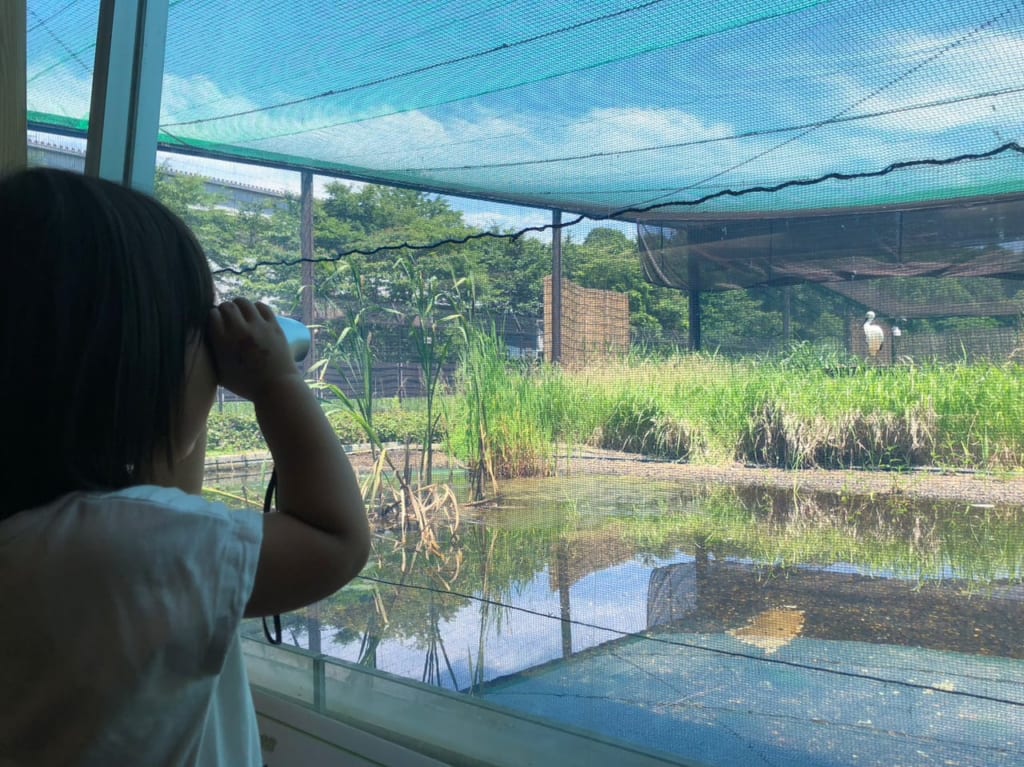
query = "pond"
xmin=240 ymin=475 xmax=1024 ymax=767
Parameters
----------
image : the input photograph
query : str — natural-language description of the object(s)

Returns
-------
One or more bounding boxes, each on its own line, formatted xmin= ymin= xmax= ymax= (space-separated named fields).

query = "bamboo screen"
xmin=544 ymin=276 xmax=630 ymax=367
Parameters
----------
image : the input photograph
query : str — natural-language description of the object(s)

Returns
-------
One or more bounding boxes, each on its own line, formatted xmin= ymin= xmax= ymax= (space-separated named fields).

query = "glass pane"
xmin=26 ymin=0 xmax=99 ymax=136
xmin=171 ymin=160 xmax=1024 ymax=766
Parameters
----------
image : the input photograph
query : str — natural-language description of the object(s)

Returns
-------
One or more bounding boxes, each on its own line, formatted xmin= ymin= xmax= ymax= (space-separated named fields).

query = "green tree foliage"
xmin=154 ymin=168 xmax=905 ymax=352
xmin=563 ymin=227 xmax=687 ymax=337
xmin=153 ymin=166 xmax=303 ymax=313
xmin=472 ymin=231 xmax=549 ymax=318
xmin=315 ymin=184 xmax=478 ymax=309
xmin=701 ymin=290 xmax=783 ymax=350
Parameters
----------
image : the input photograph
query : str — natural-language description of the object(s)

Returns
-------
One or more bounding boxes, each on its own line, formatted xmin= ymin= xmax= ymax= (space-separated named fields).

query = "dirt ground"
xmin=345 ymin=446 xmax=1024 ymax=507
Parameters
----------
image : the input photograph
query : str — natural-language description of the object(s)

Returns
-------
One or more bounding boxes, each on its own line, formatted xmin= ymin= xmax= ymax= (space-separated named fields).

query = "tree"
xmin=153 ymin=166 xmax=303 ymax=312
xmin=472 ymin=229 xmax=549 ymax=318
xmin=315 ymin=183 xmax=482 ymax=312
xmin=563 ymin=227 xmax=686 ymax=337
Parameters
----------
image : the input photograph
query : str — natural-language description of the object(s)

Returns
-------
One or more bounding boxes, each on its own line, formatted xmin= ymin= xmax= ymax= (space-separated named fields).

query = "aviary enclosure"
xmin=197 ymin=215 xmax=1024 ymax=767
xmin=24 ymin=0 xmax=1024 ymax=763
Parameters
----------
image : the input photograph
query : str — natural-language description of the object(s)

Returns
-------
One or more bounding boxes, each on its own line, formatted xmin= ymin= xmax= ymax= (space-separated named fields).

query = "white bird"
xmin=863 ymin=311 xmax=884 ymax=357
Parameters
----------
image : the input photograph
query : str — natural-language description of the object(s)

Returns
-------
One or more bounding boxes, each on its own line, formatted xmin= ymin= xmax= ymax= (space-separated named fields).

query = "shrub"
xmin=598 ymin=395 xmax=695 ymax=461
xmin=206 ymin=408 xmax=264 ymax=454
xmin=326 ymin=405 xmax=444 ymax=444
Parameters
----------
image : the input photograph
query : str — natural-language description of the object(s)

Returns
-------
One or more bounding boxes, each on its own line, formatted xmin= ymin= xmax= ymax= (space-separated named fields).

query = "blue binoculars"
xmin=276 ymin=316 xmax=311 ymax=362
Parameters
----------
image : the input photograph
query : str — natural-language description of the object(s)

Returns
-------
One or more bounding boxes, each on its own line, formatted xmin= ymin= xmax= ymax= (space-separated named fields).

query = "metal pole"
xmin=556 ymin=538 xmax=572 ymax=659
xmin=551 ymin=210 xmax=562 ymax=364
xmin=688 ymin=255 xmax=701 ymax=352
xmin=300 ymin=170 xmax=316 ymax=373
xmin=0 ymin=0 xmax=27 ymax=174
xmin=85 ymin=0 xmax=169 ymax=192
xmin=782 ymin=286 xmax=792 ymax=342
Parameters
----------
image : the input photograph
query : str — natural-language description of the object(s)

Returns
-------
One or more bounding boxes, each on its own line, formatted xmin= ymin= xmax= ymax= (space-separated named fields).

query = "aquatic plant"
xmin=207 ymin=346 xmax=1024 ymax=485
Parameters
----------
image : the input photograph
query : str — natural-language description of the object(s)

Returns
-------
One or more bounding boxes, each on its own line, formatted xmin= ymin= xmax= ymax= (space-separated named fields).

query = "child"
xmin=0 ymin=168 xmax=371 ymax=766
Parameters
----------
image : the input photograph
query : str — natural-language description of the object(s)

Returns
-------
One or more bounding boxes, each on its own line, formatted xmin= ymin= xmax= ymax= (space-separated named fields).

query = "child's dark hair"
xmin=0 ymin=168 xmax=215 ymax=519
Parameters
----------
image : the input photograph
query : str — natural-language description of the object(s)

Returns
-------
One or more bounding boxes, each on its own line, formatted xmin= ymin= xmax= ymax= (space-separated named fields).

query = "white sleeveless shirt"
xmin=0 ymin=486 xmax=263 ymax=766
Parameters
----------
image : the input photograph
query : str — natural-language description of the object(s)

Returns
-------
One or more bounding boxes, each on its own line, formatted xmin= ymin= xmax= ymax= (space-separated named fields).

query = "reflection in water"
xmin=647 ymin=560 xmax=697 ymax=628
xmin=242 ymin=476 xmax=1024 ymax=766
xmin=249 ymin=476 xmax=1024 ymax=677
xmin=726 ymin=607 xmax=806 ymax=655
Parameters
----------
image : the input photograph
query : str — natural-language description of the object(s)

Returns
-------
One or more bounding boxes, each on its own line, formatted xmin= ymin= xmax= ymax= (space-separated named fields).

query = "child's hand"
xmin=207 ymin=298 xmax=300 ymax=403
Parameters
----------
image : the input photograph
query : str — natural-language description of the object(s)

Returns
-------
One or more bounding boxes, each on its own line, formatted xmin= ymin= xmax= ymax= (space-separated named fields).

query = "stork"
xmin=863 ymin=311 xmax=884 ymax=357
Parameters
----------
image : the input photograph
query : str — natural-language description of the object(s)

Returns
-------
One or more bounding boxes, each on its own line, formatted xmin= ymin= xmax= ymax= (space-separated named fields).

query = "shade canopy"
xmin=637 ymin=196 xmax=1024 ymax=308
xmin=25 ymin=0 xmax=1024 ymax=222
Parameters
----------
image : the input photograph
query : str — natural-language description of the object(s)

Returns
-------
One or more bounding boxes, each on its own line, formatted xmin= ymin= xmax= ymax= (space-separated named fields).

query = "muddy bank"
xmin=206 ymin=446 xmax=1024 ymax=507
xmin=558 ymin=447 xmax=1024 ymax=507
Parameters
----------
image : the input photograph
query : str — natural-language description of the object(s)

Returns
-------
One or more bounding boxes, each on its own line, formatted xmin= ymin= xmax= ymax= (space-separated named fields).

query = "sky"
xmin=24 ymin=0 xmax=1024 ymax=219
xmin=28 ymin=130 xmax=633 ymax=244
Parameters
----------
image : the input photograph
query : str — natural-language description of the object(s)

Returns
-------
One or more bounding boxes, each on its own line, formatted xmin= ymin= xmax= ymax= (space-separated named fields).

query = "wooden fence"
xmin=544 ymin=276 xmax=630 ymax=367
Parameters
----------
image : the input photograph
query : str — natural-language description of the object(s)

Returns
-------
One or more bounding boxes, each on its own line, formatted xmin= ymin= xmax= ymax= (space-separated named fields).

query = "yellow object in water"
xmin=727 ymin=607 xmax=806 ymax=655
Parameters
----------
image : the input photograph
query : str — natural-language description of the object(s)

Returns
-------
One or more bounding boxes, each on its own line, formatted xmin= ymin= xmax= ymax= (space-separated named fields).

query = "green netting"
xmin=25 ymin=0 xmax=1024 ymax=219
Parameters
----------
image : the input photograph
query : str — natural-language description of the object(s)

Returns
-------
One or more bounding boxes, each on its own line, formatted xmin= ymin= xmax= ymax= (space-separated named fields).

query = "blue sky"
xmin=29 ymin=130 xmax=632 ymax=244
xmin=25 ymin=0 xmax=1024 ymax=216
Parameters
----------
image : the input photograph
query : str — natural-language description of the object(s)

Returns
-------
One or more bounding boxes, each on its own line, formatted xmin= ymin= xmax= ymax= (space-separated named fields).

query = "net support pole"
xmin=783 ymin=286 xmax=792 ymax=341
xmin=556 ymin=538 xmax=573 ymax=659
xmin=0 ymin=0 xmax=27 ymax=174
xmin=688 ymin=254 xmax=702 ymax=352
xmin=85 ymin=0 xmax=169 ymax=192
xmin=550 ymin=210 xmax=563 ymax=364
xmin=300 ymin=170 xmax=317 ymax=374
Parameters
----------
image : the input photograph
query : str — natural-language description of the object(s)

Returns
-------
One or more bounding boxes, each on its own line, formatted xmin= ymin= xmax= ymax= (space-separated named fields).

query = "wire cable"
xmin=160 ymin=0 xmax=831 ymax=142
xmin=633 ymin=0 xmax=1024 ymax=210
xmin=261 ymin=470 xmax=283 ymax=645
xmin=391 ymin=86 xmax=1024 ymax=174
xmin=162 ymin=0 xmax=674 ymax=129
xmin=27 ymin=6 xmax=92 ymax=74
xmin=210 ymin=140 xmax=1024 ymax=277
xmin=27 ymin=0 xmax=83 ymax=34
xmin=162 ymin=0 xmax=521 ymax=122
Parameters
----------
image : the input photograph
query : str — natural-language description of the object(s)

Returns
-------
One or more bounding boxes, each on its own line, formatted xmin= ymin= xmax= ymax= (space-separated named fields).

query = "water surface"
xmin=242 ymin=475 xmax=1024 ymax=766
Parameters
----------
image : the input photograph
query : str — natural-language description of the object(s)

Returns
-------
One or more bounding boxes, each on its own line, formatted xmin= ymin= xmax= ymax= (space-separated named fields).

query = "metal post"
xmin=782 ymin=286 xmax=792 ymax=342
xmin=550 ymin=210 xmax=563 ymax=364
xmin=85 ymin=0 xmax=169 ymax=192
xmin=0 ymin=0 xmax=27 ymax=174
xmin=300 ymin=170 xmax=316 ymax=373
xmin=688 ymin=255 xmax=702 ymax=352
xmin=312 ymin=655 xmax=326 ymax=711
xmin=556 ymin=538 xmax=573 ymax=659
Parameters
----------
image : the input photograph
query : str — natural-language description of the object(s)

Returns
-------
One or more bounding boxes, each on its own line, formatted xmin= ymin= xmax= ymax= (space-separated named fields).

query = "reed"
xmin=208 ymin=342 xmax=1024 ymax=491
xmin=450 ymin=320 xmax=555 ymax=498
xmin=391 ymin=257 xmax=463 ymax=485
xmin=523 ymin=354 xmax=1024 ymax=471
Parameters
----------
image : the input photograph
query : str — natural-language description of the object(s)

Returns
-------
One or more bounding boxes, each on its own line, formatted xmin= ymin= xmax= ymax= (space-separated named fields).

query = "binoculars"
xmin=276 ymin=316 xmax=312 ymax=362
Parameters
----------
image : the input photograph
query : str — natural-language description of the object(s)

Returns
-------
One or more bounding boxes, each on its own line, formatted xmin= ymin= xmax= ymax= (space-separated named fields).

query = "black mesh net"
xmin=637 ymin=196 xmax=1024 ymax=312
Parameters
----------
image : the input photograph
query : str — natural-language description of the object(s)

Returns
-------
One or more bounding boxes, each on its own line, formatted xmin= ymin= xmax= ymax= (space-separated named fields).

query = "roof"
xmin=25 ymin=0 xmax=1024 ymax=222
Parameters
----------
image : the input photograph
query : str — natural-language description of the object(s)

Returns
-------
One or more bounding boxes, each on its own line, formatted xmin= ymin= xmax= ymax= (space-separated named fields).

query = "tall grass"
xmin=450 ymin=323 xmax=555 ymax=498
xmin=445 ymin=353 xmax=1024 ymax=474
xmin=210 ymin=348 xmax=1024 ymax=481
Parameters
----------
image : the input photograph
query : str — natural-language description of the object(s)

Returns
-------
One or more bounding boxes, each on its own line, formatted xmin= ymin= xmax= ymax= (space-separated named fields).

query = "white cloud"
xmin=566 ymin=107 xmax=733 ymax=154
xmin=160 ymin=73 xmax=260 ymax=126
xmin=461 ymin=208 xmax=549 ymax=234
xmin=825 ymin=29 xmax=1024 ymax=135
xmin=155 ymin=71 xmax=739 ymax=184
